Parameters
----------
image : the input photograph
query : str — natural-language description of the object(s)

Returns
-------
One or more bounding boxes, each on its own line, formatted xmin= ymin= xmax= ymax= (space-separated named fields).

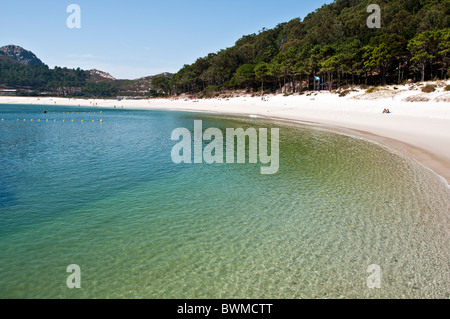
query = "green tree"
xmin=233 ymin=64 xmax=256 ymax=90
xmin=254 ymin=62 xmax=270 ymax=95
xmin=408 ymin=30 xmax=439 ymax=81
xmin=151 ymin=75 xmax=171 ymax=96
xmin=364 ymin=34 xmax=406 ymax=85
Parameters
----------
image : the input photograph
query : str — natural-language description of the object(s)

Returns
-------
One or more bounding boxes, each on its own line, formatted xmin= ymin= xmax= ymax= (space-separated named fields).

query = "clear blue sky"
xmin=0 ymin=0 xmax=334 ymax=79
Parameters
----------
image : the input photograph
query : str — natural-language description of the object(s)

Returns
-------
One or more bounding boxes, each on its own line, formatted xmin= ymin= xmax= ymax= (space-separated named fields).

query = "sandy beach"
xmin=1 ymin=82 xmax=450 ymax=186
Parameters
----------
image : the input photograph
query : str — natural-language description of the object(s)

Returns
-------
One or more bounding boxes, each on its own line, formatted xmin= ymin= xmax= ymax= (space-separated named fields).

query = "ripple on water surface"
xmin=0 ymin=105 xmax=449 ymax=298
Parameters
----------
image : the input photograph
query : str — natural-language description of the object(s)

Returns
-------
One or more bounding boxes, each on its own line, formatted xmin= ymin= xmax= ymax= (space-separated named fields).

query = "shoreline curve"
xmin=1 ymin=95 xmax=449 ymax=189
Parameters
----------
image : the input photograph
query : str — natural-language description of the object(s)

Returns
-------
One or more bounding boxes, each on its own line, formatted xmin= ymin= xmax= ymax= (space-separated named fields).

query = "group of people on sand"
xmin=382 ymin=108 xmax=391 ymax=114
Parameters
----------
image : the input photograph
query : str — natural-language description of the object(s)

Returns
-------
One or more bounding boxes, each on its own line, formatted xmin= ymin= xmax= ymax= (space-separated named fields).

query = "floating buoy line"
xmin=0 ymin=110 xmax=105 ymax=124
xmin=1 ymin=118 xmax=103 ymax=123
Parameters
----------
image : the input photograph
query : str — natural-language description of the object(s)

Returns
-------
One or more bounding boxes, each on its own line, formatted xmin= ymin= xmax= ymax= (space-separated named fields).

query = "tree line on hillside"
xmin=1 ymin=0 xmax=448 ymax=98
xmin=151 ymin=0 xmax=449 ymax=97
xmin=0 ymin=62 xmax=118 ymax=97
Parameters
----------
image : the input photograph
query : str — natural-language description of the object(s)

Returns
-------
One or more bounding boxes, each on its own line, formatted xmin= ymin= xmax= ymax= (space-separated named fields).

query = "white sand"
xmin=1 ymin=82 xmax=450 ymax=185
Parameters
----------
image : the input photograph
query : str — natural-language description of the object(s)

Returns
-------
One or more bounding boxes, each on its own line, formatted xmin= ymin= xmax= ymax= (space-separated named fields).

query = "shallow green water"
xmin=0 ymin=104 xmax=449 ymax=299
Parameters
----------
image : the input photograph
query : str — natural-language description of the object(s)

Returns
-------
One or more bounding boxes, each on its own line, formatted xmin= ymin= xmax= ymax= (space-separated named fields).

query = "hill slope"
xmin=0 ymin=46 xmax=173 ymax=97
xmin=0 ymin=45 xmax=44 ymax=66
xmin=168 ymin=0 xmax=449 ymax=96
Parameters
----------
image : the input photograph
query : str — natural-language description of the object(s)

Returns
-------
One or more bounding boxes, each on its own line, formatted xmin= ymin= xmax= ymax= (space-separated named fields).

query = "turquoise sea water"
xmin=0 ymin=104 xmax=449 ymax=299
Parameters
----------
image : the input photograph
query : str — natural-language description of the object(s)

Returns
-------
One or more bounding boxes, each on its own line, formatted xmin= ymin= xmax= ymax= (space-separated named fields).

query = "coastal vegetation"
xmin=0 ymin=59 xmax=119 ymax=97
xmin=421 ymin=84 xmax=437 ymax=93
xmin=0 ymin=0 xmax=448 ymax=98
xmin=165 ymin=0 xmax=449 ymax=96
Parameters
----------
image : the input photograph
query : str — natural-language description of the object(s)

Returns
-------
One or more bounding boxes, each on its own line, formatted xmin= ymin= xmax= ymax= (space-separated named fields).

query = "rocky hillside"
xmin=0 ymin=45 xmax=44 ymax=66
xmin=112 ymin=73 xmax=173 ymax=96
xmin=0 ymin=44 xmax=173 ymax=96
xmin=87 ymin=69 xmax=116 ymax=82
